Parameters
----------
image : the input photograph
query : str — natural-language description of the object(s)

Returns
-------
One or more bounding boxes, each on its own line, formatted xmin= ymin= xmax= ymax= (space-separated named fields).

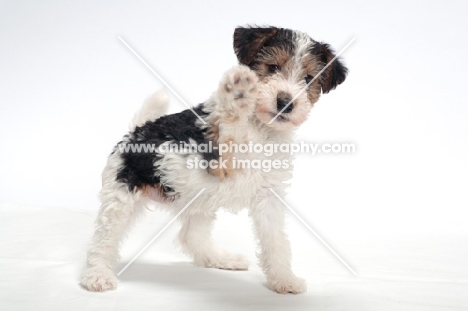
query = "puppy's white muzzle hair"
xmin=255 ymin=78 xmax=311 ymax=130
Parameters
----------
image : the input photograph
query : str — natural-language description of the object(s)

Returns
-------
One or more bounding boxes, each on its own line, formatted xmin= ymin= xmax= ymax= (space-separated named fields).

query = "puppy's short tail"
xmin=129 ymin=89 xmax=170 ymax=130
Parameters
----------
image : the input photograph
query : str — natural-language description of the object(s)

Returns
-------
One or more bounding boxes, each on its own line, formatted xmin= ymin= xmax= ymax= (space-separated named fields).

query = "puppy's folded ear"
xmin=233 ymin=26 xmax=278 ymax=65
xmin=313 ymin=42 xmax=348 ymax=94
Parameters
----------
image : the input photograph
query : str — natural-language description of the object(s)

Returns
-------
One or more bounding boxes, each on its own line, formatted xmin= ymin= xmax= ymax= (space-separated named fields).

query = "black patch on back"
xmin=115 ymin=104 xmax=215 ymax=193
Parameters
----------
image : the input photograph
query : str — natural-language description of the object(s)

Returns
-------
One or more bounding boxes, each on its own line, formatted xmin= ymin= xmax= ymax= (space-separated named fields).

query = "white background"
xmin=1 ymin=1 xmax=468 ymax=310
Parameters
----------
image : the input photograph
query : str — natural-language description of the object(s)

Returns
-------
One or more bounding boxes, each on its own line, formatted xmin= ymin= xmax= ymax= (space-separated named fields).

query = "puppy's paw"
xmin=81 ymin=267 xmax=118 ymax=292
xmin=196 ymin=252 xmax=249 ymax=271
xmin=267 ymin=275 xmax=307 ymax=294
xmin=210 ymin=253 xmax=249 ymax=271
xmin=219 ymin=65 xmax=259 ymax=118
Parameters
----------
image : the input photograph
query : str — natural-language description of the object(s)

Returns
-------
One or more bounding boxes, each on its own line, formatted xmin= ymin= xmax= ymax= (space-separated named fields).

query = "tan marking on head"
xmin=251 ymin=46 xmax=295 ymax=81
xmin=302 ymin=54 xmax=323 ymax=104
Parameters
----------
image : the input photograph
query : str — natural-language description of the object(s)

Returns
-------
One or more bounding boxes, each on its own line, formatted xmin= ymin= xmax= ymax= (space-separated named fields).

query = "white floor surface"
xmin=1 ymin=203 xmax=467 ymax=310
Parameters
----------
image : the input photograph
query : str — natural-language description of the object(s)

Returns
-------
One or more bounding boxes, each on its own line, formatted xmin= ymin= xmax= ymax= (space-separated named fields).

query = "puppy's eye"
xmin=268 ymin=64 xmax=279 ymax=73
xmin=305 ymin=75 xmax=314 ymax=84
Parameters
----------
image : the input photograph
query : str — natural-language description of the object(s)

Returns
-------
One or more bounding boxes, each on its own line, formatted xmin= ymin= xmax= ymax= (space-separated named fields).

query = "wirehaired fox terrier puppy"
xmin=81 ymin=26 xmax=347 ymax=294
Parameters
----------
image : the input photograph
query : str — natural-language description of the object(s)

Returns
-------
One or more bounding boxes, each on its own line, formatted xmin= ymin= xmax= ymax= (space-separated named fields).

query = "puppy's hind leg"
xmin=178 ymin=212 xmax=248 ymax=270
xmin=81 ymin=156 xmax=146 ymax=291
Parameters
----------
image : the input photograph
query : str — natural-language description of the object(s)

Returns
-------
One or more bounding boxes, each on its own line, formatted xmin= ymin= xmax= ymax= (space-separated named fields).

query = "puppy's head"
xmin=234 ymin=26 xmax=348 ymax=130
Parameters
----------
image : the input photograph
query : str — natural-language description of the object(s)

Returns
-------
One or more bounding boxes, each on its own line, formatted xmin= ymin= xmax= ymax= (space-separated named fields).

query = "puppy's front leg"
xmin=216 ymin=64 xmax=258 ymax=126
xmin=250 ymin=190 xmax=307 ymax=294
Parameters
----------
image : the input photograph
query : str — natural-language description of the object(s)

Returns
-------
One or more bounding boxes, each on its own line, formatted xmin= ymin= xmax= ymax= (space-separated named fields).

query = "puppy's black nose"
xmin=277 ymin=97 xmax=293 ymax=113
